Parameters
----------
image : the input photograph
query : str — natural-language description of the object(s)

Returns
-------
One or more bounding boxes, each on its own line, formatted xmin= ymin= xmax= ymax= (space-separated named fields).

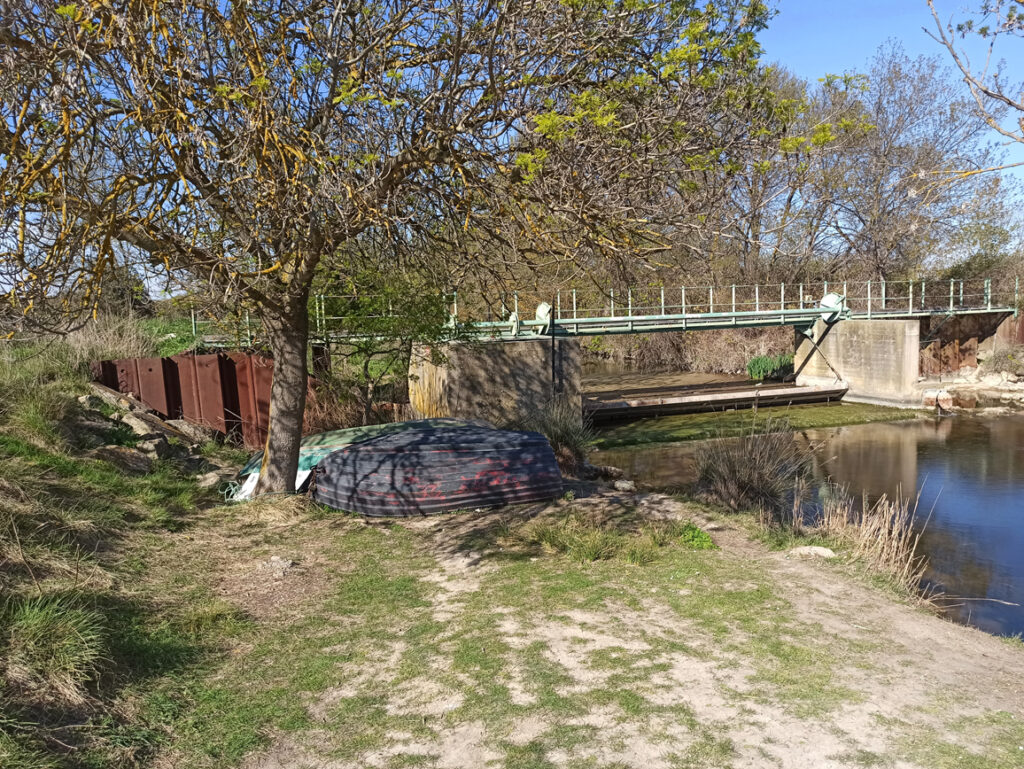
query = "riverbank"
xmin=595 ymin=401 xmax=924 ymax=448
xmin=147 ymin=487 xmax=1023 ymax=768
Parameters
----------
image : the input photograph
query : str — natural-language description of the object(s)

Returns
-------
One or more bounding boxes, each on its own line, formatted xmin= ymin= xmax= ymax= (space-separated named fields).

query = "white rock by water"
xmin=788 ymin=545 xmax=837 ymax=559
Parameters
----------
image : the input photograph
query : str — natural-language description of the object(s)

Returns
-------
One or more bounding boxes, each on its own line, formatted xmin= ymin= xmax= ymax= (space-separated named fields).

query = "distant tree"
xmin=929 ymin=0 xmax=1024 ymax=167
xmin=1 ymin=0 xmax=775 ymax=492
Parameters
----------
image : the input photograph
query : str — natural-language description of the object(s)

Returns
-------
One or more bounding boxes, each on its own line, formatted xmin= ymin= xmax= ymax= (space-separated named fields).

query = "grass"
xmin=512 ymin=396 xmax=596 ymax=471
xmin=0 ymin=328 xmax=232 ymax=768
xmin=510 ymin=510 xmax=715 ymax=565
xmin=595 ymin=402 xmax=923 ymax=448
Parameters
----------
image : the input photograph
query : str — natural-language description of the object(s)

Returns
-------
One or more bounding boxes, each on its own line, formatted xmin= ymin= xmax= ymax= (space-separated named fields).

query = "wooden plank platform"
xmin=584 ymin=382 xmax=848 ymax=421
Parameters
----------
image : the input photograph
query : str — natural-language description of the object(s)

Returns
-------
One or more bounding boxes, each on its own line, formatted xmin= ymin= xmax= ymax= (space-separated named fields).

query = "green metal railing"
xmin=191 ymin=276 xmax=1020 ymax=346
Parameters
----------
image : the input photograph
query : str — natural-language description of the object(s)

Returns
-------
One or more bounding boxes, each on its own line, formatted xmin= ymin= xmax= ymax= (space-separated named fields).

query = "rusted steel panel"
xmin=134 ymin=357 xmax=180 ymax=418
xmin=114 ymin=358 xmax=140 ymax=399
xmin=171 ymin=354 xmax=202 ymax=424
xmin=89 ymin=360 xmax=118 ymax=390
xmin=191 ymin=353 xmax=229 ymax=434
xmin=224 ymin=353 xmax=274 ymax=449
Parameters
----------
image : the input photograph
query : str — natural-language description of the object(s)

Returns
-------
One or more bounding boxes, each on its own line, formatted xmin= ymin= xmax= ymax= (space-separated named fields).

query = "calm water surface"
xmin=595 ymin=414 xmax=1024 ymax=637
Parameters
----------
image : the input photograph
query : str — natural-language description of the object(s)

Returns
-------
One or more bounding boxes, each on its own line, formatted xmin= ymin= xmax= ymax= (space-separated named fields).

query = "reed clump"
xmin=814 ymin=487 xmax=928 ymax=595
xmin=696 ymin=417 xmax=813 ymax=515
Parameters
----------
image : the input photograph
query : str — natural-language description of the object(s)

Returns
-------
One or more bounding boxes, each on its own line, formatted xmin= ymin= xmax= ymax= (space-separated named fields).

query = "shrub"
xmin=2 ymin=596 xmax=106 ymax=705
xmin=696 ymin=417 xmax=814 ymax=518
xmin=981 ymin=345 xmax=1024 ymax=377
xmin=514 ymin=396 xmax=595 ymax=472
xmin=746 ymin=353 xmax=794 ymax=381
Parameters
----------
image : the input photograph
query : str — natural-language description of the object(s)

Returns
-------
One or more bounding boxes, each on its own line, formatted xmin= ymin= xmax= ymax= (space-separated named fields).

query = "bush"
xmin=514 ymin=397 xmax=594 ymax=472
xmin=2 ymin=596 xmax=106 ymax=706
xmin=981 ymin=345 xmax=1024 ymax=377
xmin=696 ymin=417 xmax=814 ymax=517
xmin=746 ymin=353 xmax=794 ymax=381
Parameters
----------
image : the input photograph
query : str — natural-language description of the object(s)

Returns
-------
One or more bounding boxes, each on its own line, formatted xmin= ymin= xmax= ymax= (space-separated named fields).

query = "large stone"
xmin=137 ymin=436 xmax=188 ymax=460
xmin=119 ymin=411 xmax=193 ymax=443
xmin=88 ymin=445 xmax=153 ymax=475
xmin=981 ymin=372 xmax=1004 ymax=387
xmin=788 ymin=545 xmax=837 ymax=559
xmin=77 ymin=394 xmax=107 ymax=411
xmin=613 ymin=479 xmax=637 ymax=492
xmin=88 ymin=382 xmax=150 ymax=413
xmin=166 ymin=419 xmax=218 ymax=445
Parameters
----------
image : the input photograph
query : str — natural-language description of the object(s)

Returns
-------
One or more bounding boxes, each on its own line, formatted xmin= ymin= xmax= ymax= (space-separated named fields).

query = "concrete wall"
xmin=408 ymin=339 xmax=582 ymax=427
xmin=795 ymin=318 xmax=921 ymax=405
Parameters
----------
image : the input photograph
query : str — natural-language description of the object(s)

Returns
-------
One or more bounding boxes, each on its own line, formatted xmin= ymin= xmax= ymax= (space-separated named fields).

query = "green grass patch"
xmin=595 ymin=402 xmax=923 ymax=448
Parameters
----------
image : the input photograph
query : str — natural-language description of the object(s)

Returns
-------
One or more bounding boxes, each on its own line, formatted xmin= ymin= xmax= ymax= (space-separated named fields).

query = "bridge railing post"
xmin=921 ymin=280 xmax=926 ymax=310
xmin=755 ymin=284 xmax=760 ymax=313
xmin=909 ymin=281 xmax=913 ymax=313
xmin=572 ymin=289 xmax=577 ymax=320
xmin=610 ymin=288 xmax=615 ymax=318
xmin=867 ymin=281 xmax=872 ymax=318
xmin=949 ymin=279 xmax=954 ymax=312
xmin=709 ymin=286 xmax=714 ymax=313
xmin=986 ymin=278 xmax=992 ymax=310
xmin=881 ymin=280 xmax=886 ymax=310
xmin=780 ymin=283 xmax=785 ymax=322
xmin=627 ymin=288 xmax=632 ymax=317
xmin=681 ymin=286 xmax=686 ymax=316
xmin=960 ymin=280 xmax=964 ymax=307
xmin=660 ymin=286 xmax=665 ymax=315
xmin=798 ymin=283 xmax=803 ymax=310
xmin=556 ymin=290 xmax=560 ymax=320
xmin=731 ymin=284 xmax=736 ymax=314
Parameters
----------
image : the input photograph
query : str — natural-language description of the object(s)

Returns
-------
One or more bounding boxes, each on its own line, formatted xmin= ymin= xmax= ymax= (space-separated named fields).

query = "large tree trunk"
xmin=256 ymin=297 xmax=310 ymax=494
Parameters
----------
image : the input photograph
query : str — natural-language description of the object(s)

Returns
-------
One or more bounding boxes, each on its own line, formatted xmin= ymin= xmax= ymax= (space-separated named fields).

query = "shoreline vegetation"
xmin=2 ymin=335 xmax=1022 ymax=769
xmin=594 ymin=401 xmax=925 ymax=449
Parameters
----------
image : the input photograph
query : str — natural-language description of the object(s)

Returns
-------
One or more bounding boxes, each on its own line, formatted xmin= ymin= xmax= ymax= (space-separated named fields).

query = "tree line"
xmin=2 ymin=0 xmax=1022 ymax=492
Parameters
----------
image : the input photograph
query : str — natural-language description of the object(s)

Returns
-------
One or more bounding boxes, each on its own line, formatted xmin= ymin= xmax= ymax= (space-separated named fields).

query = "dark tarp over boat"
xmin=231 ymin=418 xmax=480 ymax=500
xmin=311 ymin=425 xmax=562 ymax=516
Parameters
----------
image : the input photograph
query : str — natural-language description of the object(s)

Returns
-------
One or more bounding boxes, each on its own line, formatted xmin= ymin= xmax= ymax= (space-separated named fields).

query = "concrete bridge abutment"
xmin=407 ymin=339 xmax=583 ymax=427
xmin=795 ymin=312 xmax=1020 ymax=406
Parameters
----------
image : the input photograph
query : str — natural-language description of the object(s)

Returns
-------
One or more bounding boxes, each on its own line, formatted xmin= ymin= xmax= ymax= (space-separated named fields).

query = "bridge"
xmin=191 ymin=276 xmax=1021 ymax=424
xmin=195 ymin=277 xmax=1019 ymax=347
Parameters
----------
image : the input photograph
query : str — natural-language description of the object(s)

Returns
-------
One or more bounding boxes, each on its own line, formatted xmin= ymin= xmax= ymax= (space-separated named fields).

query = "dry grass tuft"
xmin=226 ymin=495 xmax=315 ymax=525
xmin=696 ymin=417 xmax=814 ymax=517
xmin=815 ymin=487 xmax=929 ymax=594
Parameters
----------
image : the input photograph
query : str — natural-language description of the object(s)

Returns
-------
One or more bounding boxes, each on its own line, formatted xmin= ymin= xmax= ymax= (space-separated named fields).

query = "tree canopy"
xmin=2 ymin=0 xmax=776 ymax=490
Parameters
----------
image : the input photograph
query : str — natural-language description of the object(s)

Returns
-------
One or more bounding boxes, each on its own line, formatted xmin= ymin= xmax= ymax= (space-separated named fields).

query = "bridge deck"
xmin=194 ymin=277 xmax=1019 ymax=346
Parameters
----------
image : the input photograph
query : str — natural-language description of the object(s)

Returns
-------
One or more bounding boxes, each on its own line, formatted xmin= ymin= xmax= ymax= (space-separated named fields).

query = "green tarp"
xmin=237 ymin=418 xmax=478 ymax=477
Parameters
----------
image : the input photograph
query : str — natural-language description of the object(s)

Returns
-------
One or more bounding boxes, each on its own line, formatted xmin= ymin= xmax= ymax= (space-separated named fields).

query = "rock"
xmin=87 ymin=445 xmax=154 ymax=475
xmin=137 ymin=436 xmax=188 ymax=460
xmin=197 ymin=470 xmax=234 ymax=488
xmin=613 ymin=479 xmax=636 ymax=492
xmin=788 ymin=545 xmax=837 ymax=559
xmin=174 ymin=455 xmax=213 ymax=474
xmin=88 ymin=382 xmax=151 ymax=413
xmin=77 ymin=394 xmax=107 ymax=411
xmin=981 ymin=372 xmax=1004 ymax=387
xmin=580 ymin=462 xmax=625 ymax=481
xmin=166 ymin=419 xmax=218 ymax=445
xmin=119 ymin=411 xmax=193 ymax=443
xmin=1001 ymin=372 xmax=1019 ymax=384
xmin=786 ymin=548 xmax=835 ymax=561
xmin=261 ymin=555 xmax=296 ymax=580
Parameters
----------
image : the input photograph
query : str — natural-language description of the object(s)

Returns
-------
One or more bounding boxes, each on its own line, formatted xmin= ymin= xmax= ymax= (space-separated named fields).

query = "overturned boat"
xmin=232 ymin=418 xmax=477 ymax=500
xmin=311 ymin=424 xmax=562 ymax=516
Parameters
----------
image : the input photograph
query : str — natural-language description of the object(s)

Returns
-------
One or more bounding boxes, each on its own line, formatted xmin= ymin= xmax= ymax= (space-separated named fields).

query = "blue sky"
xmin=759 ymin=0 xmax=1024 ymax=174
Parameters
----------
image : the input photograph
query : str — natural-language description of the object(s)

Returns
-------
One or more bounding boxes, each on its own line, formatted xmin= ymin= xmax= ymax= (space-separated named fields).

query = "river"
xmin=593 ymin=411 xmax=1024 ymax=637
